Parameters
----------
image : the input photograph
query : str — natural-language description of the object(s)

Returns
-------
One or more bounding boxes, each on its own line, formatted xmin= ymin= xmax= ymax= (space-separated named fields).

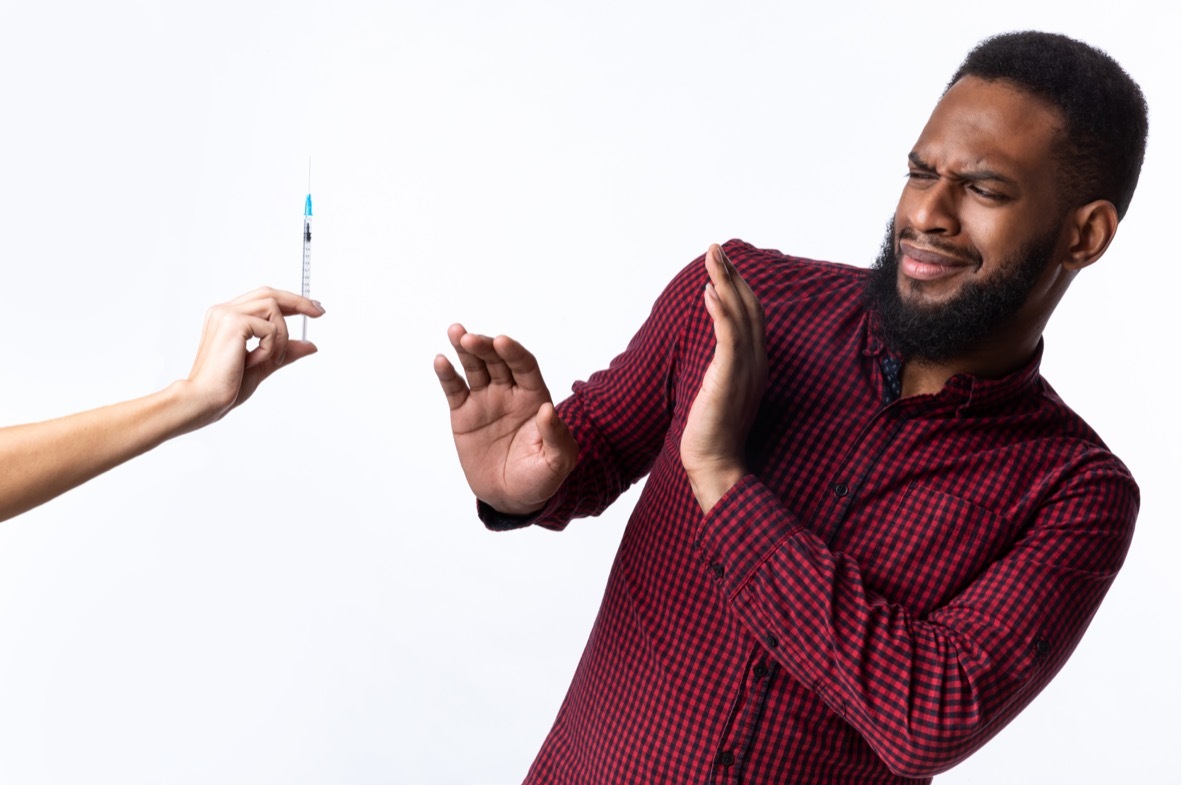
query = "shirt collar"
xmin=863 ymin=308 xmax=1045 ymax=415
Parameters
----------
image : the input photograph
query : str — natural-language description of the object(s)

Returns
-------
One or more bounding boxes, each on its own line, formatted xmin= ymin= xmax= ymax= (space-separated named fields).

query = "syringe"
xmin=300 ymin=191 xmax=312 ymax=341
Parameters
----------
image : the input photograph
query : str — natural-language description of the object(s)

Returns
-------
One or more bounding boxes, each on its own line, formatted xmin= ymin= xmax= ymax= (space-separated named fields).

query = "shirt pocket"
xmin=859 ymin=482 xmax=1015 ymax=613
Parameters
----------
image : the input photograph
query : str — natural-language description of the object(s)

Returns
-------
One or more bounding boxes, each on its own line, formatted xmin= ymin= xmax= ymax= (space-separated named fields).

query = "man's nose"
xmin=906 ymin=180 xmax=961 ymax=236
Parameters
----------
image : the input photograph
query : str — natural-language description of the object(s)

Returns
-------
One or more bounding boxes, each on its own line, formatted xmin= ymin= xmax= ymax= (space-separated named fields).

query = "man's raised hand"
xmin=434 ymin=325 xmax=578 ymax=515
xmin=679 ymin=244 xmax=768 ymax=513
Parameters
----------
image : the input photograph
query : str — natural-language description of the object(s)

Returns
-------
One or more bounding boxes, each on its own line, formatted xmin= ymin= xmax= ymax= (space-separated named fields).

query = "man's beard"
xmin=863 ymin=220 xmax=1057 ymax=363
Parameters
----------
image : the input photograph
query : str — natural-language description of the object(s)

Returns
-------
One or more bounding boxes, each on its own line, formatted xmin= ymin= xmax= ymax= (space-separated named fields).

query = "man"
xmin=434 ymin=31 xmax=1147 ymax=783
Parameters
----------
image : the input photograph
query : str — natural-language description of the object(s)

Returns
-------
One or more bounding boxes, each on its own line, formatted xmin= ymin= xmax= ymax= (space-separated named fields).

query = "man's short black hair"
xmin=949 ymin=31 xmax=1148 ymax=220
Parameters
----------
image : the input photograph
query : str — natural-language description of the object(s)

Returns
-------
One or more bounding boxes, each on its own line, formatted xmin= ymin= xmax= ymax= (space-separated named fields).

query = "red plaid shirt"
xmin=483 ymin=240 xmax=1137 ymax=784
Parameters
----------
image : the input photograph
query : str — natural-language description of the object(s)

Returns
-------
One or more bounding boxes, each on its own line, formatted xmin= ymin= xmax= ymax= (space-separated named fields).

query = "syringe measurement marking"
xmin=300 ymin=194 xmax=312 ymax=341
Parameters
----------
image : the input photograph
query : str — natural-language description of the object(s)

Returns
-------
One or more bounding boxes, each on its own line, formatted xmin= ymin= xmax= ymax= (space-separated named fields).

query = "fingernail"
xmin=312 ymin=300 xmax=325 ymax=314
xmin=717 ymin=252 xmax=730 ymax=275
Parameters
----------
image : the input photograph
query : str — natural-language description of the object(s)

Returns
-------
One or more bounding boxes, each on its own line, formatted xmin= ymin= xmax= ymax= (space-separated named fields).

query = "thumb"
xmin=279 ymin=339 xmax=319 ymax=367
xmin=535 ymin=402 xmax=579 ymax=474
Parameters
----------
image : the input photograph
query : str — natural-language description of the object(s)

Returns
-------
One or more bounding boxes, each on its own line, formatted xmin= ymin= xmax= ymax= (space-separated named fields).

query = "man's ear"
xmin=1062 ymin=199 xmax=1119 ymax=271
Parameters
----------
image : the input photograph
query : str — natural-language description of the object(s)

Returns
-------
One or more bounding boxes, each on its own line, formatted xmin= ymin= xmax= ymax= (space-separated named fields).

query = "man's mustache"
xmin=896 ymin=227 xmax=983 ymax=266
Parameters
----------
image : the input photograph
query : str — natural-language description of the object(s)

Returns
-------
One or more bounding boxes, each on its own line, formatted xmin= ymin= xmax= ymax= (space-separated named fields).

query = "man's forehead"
xmin=914 ymin=76 xmax=1065 ymax=172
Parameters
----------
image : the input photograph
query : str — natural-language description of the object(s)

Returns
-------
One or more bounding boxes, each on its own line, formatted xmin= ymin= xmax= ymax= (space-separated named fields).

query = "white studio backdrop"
xmin=0 ymin=2 xmax=1183 ymax=783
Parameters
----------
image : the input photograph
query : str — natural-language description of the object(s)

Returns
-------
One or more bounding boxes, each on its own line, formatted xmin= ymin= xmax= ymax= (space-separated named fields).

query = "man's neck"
xmin=899 ymin=333 xmax=1041 ymax=398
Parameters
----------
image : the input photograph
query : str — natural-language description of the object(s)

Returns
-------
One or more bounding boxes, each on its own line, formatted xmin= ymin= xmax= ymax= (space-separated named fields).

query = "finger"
xmin=715 ymin=246 xmax=767 ymax=366
xmin=458 ymin=328 xmax=535 ymax=391
xmin=434 ymin=353 xmax=471 ymax=409
xmin=706 ymin=246 xmax=767 ymax=361
xmin=703 ymin=282 xmax=739 ymax=361
xmin=460 ymin=331 xmax=529 ymax=389
xmin=229 ymin=286 xmax=326 ymax=318
xmin=704 ymin=245 xmax=749 ymax=326
xmin=278 ymin=340 xmax=318 ymax=367
xmin=240 ymin=315 xmax=280 ymax=370
xmin=231 ymin=338 xmax=319 ymax=410
xmin=534 ymin=402 xmax=579 ymax=475
xmin=718 ymin=245 xmax=765 ymax=337
xmin=448 ymin=324 xmax=495 ymax=390
xmin=493 ymin=334 xmax=549 ymax=393
xmin=248 ymin=339 xmax=319 ymax=378
xmin=240 ymin=296 xmax=291 ymax=366
xmin=716 ymin=245 xmax=764 ymax=337
xmin=209 ymin=297 xmax=292 ymax=368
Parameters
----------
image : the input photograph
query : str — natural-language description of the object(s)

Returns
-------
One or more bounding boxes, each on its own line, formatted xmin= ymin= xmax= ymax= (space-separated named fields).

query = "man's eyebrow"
xmin=907 ymin=151 xmax=1016 ymax=184
xmin=907 ymin=152 xmax=936 ymax=171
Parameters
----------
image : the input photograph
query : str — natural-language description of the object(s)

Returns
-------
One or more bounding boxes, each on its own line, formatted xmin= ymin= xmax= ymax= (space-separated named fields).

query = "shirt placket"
xmin=823 ymin=404 xmax=911 ymax=543
xmin=707 ymin=646 xmax=779 ymax=785
xmin=703 ymin=409 xmax=920 ymax=784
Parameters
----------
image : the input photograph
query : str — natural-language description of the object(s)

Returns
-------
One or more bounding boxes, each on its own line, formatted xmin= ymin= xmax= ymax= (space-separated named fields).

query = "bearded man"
xmin=434 ymin=30 xmax=1148 ymax=784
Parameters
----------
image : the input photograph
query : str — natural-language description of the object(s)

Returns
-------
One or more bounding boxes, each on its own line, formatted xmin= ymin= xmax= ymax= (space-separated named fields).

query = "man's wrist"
xmin=686 ymin=464 xmax=747 ymax=514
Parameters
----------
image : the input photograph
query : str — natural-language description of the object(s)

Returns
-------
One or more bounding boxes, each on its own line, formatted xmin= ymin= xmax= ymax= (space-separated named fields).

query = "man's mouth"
xmin=898 ymin=241 xmax=977 ymax=282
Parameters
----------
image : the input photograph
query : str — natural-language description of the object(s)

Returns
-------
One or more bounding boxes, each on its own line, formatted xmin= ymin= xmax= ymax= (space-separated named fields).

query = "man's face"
xmin=867 ymin=76 xmax=1071 ymax=362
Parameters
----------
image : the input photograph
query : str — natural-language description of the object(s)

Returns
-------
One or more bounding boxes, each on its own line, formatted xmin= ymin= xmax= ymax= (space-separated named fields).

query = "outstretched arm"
xmin=434 ymin=324 xmax=579 ymax=516
xmin=0 ymin=287 xmax=324 ymax=523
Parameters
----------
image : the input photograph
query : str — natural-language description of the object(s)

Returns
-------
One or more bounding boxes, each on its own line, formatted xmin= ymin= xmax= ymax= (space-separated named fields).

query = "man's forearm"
xmin=694 ymin=471 xmax=1135 ymax=778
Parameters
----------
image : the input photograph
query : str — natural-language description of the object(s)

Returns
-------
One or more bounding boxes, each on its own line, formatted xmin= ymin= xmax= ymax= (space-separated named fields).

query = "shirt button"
xmin=1033 ymin=637 xmax=1051 ymax=658
xmin=753 ymin=663 xmax=769 ymax=679
xmin=709 ymin=560 xmax=725 ymax=578
xmin=765 ymin=634 xmax=779 ymax=649
xmin=832 ymin=482 xmax=849 ymax=498
xmin=718 ymin=751 xmax=735 ymax=767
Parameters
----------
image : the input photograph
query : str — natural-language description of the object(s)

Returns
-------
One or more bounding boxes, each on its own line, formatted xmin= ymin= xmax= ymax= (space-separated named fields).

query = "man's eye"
xmin=905 ymin=171 xmax=937 ymax=182
xmin=968 ymin=183 xmax=1008 ymax=201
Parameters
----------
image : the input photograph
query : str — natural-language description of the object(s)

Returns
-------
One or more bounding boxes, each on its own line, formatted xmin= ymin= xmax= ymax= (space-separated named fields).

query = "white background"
xmin=0 ymin=1 xmax=1186 ymax=783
